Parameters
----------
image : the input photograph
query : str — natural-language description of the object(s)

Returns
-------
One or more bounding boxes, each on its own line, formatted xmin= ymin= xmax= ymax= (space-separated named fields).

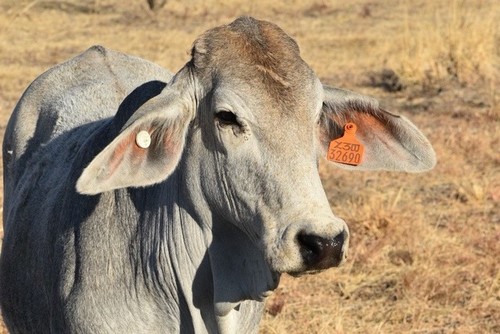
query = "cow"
xmin=0 ymin=16 xmax=436 ymax=333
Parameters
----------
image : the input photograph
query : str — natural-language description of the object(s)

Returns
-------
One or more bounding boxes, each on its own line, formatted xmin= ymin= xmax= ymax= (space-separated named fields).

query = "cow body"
xmin=0 ymin=17 xmax=435 ymax=333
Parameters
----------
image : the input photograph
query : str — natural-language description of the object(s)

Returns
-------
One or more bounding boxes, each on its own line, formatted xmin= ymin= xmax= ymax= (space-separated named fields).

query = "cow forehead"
xmin=191 ymin=17 xmax=320 ymax=117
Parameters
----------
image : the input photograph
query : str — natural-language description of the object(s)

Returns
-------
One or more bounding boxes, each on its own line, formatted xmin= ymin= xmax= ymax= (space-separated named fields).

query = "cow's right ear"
xmin=76 ymin=91 xmax=192 ymax=195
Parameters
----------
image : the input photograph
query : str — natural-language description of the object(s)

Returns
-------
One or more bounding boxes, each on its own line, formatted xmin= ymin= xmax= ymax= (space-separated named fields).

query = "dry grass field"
xmin=0 ymin=0 xmax=498 ymax=333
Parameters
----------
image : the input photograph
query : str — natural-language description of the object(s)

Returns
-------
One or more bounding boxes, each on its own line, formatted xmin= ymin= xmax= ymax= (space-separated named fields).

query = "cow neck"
xmin=175 ymin=160 xmax=280 ymax=332
xmin=125 ymin=167 xmax=215 ymax=330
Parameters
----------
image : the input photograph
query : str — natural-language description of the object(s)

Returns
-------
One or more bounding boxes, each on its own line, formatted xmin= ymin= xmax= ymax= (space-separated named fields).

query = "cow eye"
xmin=215 ymin=111 xmax=239 ymax=126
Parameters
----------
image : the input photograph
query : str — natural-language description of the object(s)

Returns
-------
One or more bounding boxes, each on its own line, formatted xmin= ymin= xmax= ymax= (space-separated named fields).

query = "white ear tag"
xmin=135 ymin=130 xmax=151 ymax=149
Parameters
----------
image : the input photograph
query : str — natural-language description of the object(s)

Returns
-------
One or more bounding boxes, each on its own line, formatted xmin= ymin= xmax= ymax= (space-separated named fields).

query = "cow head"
xmin=77 ymin=16 xmax=435 ymax=309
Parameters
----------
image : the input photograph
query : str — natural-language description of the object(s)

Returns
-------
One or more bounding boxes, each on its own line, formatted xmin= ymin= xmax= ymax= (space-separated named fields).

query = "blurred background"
xmin=0 ymin=0 xmax=498 ymax=333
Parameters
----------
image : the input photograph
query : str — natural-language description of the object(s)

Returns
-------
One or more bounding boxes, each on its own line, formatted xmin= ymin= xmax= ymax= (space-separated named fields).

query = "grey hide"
xmin=0 ymin=17 xmax=436 ymax=334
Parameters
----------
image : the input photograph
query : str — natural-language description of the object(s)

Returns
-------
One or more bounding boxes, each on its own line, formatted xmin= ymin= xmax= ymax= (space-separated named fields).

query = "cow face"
xmin=77 ymin=17 xmax=435 ymax=277
xmin=185 ymin=17 xmax=350 ymax=275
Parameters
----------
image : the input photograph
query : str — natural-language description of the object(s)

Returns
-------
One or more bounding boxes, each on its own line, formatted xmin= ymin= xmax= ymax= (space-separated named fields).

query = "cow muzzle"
xmin=294 ymin=228 xmax=348 ymax=274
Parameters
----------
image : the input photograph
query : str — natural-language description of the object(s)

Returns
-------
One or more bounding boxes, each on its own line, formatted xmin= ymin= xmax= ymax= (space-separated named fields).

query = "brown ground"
xmin=0 ymin=1 xmax=498 ymax=333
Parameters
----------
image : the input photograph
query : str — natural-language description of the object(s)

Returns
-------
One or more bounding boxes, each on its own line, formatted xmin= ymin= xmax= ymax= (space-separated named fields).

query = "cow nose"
xmin=297 ymin=230 xmax=346 ymax=270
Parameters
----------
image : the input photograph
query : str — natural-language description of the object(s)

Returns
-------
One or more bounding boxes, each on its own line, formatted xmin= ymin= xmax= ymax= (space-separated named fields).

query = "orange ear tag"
xmin=327 ymin=123 xmax=364 ymax=166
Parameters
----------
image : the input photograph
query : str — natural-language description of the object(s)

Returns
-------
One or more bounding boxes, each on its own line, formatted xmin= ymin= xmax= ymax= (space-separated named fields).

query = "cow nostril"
xmin=297 ymin=231 xmax=345 ymax=270
xmin=297 ymin=233 xmax=323 ymax=262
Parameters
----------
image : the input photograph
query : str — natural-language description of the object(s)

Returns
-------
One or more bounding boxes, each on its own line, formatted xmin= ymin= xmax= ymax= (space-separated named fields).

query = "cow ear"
xmin=319 ymin=85 xmax=436 ymax=172
xmin=76 ymin=93 xmax=192 ymax=195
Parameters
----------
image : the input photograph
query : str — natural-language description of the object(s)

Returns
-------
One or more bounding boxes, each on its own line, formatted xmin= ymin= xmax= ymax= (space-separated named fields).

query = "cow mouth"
xmin=287 ymin=268 xmax=326 ymax=278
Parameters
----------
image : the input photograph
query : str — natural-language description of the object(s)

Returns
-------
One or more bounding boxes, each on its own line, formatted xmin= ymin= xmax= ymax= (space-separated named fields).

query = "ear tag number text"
xmin=327 ymin=123 xmax=364 ymax=166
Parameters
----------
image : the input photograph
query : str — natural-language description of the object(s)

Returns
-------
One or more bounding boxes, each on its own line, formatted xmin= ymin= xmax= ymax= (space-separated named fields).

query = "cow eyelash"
xmin=215 ymin=111 xmax=239 ymax=127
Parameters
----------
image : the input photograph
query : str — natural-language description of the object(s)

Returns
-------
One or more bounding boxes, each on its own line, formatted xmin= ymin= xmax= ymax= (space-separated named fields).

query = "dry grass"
xmin=0 ymin=1 xmax=498 ymax=333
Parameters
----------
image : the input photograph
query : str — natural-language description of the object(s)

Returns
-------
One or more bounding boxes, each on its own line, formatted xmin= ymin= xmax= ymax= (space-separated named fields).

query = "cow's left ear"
xmin=76 ymin=89 xmax=192 ymax=195
xmin=319 ymin=85 xmax=436 ymax=172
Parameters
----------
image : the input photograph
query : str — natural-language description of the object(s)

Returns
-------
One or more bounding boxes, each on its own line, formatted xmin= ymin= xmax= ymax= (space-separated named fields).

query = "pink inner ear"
xmin=159 ymin=126 xmax=184 ymax=171
xmin=335 ymin=112 xmax=427 ymax=168
xmin=330 ymin=111 xmax=392 ymax=139
xmin=108 ymin=121 xmax=186 ymax=180
xmin=109 ymin=132 xmax=148 ymax=176
xmin=353 ymin=113 xmax=387 ymax=138
xmin=163 ymin=134 xmax=179 ymax=155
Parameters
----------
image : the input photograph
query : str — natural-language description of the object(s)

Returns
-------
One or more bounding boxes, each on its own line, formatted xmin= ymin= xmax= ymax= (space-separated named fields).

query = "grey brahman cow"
xmin=0 ymin=17 xmax=435 ymax=333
